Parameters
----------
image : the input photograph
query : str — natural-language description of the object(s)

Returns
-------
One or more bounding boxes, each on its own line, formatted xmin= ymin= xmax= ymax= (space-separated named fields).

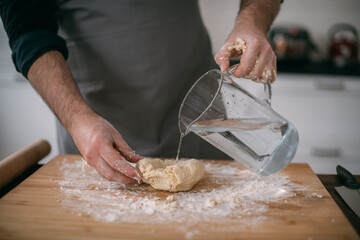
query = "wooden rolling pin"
xmin=0 ymin=139 xmax=51 ymax=189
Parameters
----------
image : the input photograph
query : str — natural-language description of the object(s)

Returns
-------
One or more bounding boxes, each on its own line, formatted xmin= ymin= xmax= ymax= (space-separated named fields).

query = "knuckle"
xmin=103 ymin=171 xmax=115 ymax=181
xmin=252 ymin=38 xmax=261 ymax=47
xmin=89 ymin=135 xmax=102 ymax=149
xmin=82 ymin=148 xmax=93 ymax=160
xmin=265 ymin=44 xmax=273 ymax=54
xmin=264 ymin=41 xmax=272 ymax=49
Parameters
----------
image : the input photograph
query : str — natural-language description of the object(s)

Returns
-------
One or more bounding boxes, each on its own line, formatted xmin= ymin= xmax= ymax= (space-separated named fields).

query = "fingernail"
xmin=220 ymin=64 xmax=226 ymax=72
xmin=130 ymin=151 xmax=143 ymax=160
xmin=134 ymin=168 xmax=142 ymax=180
xmin=134 ymin=172 xmax=142 ymax=180
xmin=134 ymin=176 xmax=142 ymax=184
xmin=233 ymin=71 xmax=242 ymax=78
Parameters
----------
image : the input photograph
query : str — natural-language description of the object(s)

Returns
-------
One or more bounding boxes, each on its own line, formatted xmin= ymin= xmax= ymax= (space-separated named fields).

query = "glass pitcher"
xmin=178 ymin=65 xmax=299 ymax=176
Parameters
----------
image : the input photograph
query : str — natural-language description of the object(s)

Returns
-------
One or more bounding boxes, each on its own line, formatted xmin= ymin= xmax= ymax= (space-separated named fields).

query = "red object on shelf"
xmin=328 ymin=23 xmax=358 ymax=69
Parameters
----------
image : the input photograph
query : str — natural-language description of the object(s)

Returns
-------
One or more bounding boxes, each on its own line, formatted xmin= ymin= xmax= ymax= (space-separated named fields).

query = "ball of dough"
xmin=136 ymin=158 xmax=205 ymax=192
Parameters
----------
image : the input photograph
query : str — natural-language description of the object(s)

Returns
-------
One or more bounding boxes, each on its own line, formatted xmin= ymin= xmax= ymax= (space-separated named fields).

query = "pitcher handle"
xmin=225 ymin=64 xmax=272 ymax=106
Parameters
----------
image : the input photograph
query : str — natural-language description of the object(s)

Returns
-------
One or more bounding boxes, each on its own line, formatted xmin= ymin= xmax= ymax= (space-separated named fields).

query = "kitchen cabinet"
xmin=271 ymin=74 xmax=360 ymax=174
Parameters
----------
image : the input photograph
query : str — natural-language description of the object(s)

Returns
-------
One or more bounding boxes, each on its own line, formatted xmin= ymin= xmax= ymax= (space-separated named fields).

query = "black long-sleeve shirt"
xmin=0 ymin=0 xmax=68 ymax=78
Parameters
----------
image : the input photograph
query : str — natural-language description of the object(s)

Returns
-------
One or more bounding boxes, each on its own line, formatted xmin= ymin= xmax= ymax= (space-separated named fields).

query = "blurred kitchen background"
xmin=1 ymin=0 xmax=359 ymax=173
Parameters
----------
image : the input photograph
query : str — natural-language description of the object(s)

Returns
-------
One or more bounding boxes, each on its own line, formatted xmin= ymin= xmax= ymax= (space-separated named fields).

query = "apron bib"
xmin=56 ymin=0 xmax=229 ymax=160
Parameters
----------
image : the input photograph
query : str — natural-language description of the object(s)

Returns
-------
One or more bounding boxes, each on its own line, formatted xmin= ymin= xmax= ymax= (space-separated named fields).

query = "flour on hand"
xmin=136 ymin=158 xmax=205 ymax=192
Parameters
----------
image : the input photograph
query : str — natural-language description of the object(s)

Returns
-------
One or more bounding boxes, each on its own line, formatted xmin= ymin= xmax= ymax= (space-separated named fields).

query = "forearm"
xmin=236 ymin=0 xmax=281 ymax=34
xmin=27 ymin=50 xmax=142 ymax=183
xmin=27 ymin=50 xmax=94 ymax=134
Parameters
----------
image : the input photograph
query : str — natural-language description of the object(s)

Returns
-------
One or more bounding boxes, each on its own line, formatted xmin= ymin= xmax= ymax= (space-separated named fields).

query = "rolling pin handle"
xmin=0 ymin=139 xmax=51 ymax=190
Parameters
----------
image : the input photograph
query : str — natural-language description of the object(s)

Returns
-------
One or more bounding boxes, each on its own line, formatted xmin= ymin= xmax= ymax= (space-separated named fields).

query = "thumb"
xmin=214 ymin=44 xmax=231 ymax=72
xmin=215 ymin=38 xmax=247 ymax=72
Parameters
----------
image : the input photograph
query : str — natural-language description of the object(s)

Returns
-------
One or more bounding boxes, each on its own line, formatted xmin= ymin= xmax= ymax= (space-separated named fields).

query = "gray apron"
xmin=56 ymin=0 xmax=230 ymax=160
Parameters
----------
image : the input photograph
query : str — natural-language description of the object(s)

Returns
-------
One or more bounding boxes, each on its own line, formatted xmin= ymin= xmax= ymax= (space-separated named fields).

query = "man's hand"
xmin=70 ymin=112 xmax=143 ymax=184
xmin=27 ymin=50 xmax=142 ymax=184
xmin=214 ymin=0 xmax=281 ymax=83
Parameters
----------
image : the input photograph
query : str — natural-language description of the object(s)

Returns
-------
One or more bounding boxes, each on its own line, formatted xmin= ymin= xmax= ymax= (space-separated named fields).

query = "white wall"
xmin=200 ymin=0 xmax=360 ymax=58
xmin=0 ymin=87 xmax=59 ymax=164
xmin=0 ymin=20 xmax=58 ymax=164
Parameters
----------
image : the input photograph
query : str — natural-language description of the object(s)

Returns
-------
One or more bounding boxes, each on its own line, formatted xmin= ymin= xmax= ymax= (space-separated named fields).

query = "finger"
xmin=214 ymin=44 xmax=232 ymax=72
xmin=233 ymin=43 xmax=259 ymax=78
xmin=248 ymin=55 xmax=268 ymax=82
xmin=271 ymin=57 xmax=277 ymax=83
xmin=99 ymin=143 xmax=142 ymax=182
xmin=262 ymin=56 xmax=277 ymax=84
xmin=82 ymin=146 xmax=140 ymax=183
xmin=95 ymin=155 xmax=137 ymax=184
xmin=81 ymin=146 xmax=99 ymax=169
xmin=252 ymin=44 xmax=276 ymax=83
xmin=113 ymin=134 xmax=143 ymax=163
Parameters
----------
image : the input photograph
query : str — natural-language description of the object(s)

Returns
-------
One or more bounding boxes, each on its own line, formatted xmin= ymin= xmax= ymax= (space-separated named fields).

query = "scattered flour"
xmin=57 ymin=159 xmax=307 ymax=238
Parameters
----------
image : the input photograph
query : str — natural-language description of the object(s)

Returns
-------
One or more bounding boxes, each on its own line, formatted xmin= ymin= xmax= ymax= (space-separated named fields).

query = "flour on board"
xmin=57 ymin=158 xmax=313 ymax=238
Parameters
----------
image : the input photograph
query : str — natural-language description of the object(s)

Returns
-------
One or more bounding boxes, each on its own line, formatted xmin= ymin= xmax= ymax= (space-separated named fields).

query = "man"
xmin=0 ymin=0 xmax=280 ymax=184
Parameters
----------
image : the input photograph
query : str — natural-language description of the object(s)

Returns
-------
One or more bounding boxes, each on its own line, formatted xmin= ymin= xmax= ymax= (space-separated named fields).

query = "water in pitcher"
xmin=177 ymin=117 xmax=298 ymax=175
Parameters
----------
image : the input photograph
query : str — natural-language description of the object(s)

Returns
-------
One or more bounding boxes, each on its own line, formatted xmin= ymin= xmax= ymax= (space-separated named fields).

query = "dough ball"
xmin=136 ymin=158 xmax=205 ymax=192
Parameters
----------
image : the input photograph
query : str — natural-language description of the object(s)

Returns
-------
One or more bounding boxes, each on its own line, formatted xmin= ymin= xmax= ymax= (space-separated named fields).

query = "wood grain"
xmin=0 ymin=155 xmax=358 ymax=240
xmin=0 ymin=139 xmax=51 ymax=189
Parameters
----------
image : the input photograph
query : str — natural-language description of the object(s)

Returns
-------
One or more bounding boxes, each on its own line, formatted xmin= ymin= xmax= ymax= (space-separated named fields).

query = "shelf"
xmin=230 ymin=59 xmax=360 ymax=77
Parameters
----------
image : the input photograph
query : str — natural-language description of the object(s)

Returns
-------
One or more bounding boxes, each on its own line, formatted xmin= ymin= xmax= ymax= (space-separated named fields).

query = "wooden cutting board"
xmin=0 ymin=155 xmax=358 ymax=240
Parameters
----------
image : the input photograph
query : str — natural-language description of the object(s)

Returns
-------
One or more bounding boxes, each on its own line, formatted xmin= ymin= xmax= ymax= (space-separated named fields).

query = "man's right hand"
xmin=27 ymin=50 xmax=142 ymax=184
xmin=70 ymin=112 xmax=143 ymax=184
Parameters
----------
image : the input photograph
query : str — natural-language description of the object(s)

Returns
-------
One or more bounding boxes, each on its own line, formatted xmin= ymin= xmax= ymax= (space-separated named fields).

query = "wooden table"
xmin=0 ymin=155 xmax=358 ymax=240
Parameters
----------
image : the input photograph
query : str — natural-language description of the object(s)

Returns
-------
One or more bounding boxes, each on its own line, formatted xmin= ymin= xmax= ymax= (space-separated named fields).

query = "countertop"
xmin=0 ymin=156 xmax=358 ymax=239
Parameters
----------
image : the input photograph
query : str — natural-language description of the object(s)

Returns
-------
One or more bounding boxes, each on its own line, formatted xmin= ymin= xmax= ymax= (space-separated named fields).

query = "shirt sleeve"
xmin=0 ymin=0 xmax=68 ymax=78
